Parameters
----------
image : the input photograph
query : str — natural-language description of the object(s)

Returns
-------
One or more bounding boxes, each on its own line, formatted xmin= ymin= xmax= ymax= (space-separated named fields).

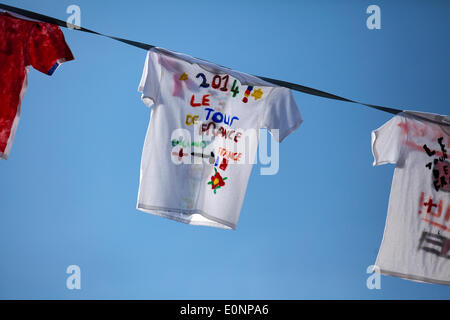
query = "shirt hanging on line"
xmin=137 ymin=47 xmax=303 ymax=230
xmin=0 ymin=11 xmax=74 ymax=160
xmin=371 ymin=110 xmax=450 ymax=285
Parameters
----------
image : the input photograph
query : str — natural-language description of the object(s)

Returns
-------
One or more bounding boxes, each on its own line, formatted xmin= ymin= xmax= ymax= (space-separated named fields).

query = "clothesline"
xmin=1 ymin=3 xmax=449 ymax=286
xmin=0 ymin=3 xmax=403 ymax=115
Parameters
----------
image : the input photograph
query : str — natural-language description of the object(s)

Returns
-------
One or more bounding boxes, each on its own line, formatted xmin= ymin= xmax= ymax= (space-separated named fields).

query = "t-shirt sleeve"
xmin=371 ymin=115 xmax=406 ymax=166
xmin=260 ymin=87 xmax=303 ymax=143
xmin=138 ymin=49 xmax=162 ymax=107
xmin=26 ymin=22 xmax=74 ymax=75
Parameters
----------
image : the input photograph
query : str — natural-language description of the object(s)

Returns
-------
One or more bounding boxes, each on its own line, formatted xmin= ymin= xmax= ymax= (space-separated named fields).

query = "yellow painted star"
xmin=251 ymin=88 xmax=264 ymax=100
xmin=179 ymin=72 xmax=188 ymax=81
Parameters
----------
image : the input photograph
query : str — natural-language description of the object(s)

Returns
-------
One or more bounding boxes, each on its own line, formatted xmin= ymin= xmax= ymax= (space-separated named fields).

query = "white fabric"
xmin=137 ymin=47 xmax=303 ymax=229
xmin=372 ymin=111 xmax=450 ymax=285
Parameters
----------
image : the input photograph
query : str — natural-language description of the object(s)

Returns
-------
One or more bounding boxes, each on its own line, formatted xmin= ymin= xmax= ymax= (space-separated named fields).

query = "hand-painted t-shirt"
xmin=372 ymin=111 xmax=450 ymax=285
xmin=137 ymin=47 xmax=303 ymax=230
xmin=0 ymin=12 xmax=74 ymax=159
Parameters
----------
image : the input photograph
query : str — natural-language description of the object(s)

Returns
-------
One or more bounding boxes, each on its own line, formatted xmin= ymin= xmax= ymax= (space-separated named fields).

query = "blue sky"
xmin=0 ymin=0 xmax=449 ymax=299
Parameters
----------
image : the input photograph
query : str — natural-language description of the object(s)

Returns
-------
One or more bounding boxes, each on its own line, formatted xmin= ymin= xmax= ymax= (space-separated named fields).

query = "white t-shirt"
xmin=137 ymin=47 xmax=303 ymax=230
xmin=372 ymin=111 xmax=450 ymax=285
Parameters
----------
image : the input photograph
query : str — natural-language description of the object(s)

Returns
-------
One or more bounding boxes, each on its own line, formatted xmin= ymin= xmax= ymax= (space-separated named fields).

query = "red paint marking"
xmin=172 ymin=147 xmax=188 ymax=161
xmin=418 ymin=192 xmax=424 ymax=214
xmin=191 ymin=94 xmax=210 ymax=107
xmin=397 ymin=122 xmax=408 ymax=135
xmin=219 ymin=158 xmax=228 ymax=171
xmin=396 ymin=122 xmax=449 ymax=157
xmin=211 ymin=75 xmax=221 ymax=89
xmin=397 ymin=122 xmax=433 ymax=139
xmin=424 ymin=197 xmax=443 ymax=217
xmin=242 ymin=86 xmax=253 ymax=103
xmin=419 ymin=193 xmax=450 ymax=222
xmin=443 ymin=241 xmax=450 ymax=256
xmin=220 ymin=75 xmax=229 ymax=91
xmin=422 ymin=218 xmax=450 ymax=232
xmin=202 ymin=94 xmax=210 ymax=106
xmin=405 ymin=140 xmax=446 ymax=158
xmin=190 ymin=94 xmax=201 ymax=107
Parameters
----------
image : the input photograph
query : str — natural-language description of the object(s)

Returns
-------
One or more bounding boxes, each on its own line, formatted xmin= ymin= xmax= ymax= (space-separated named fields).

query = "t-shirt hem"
xmin=137 ymin=203 xmax=236 ymax=230
xmin=376 ymin=266 xmax=450 ymax=286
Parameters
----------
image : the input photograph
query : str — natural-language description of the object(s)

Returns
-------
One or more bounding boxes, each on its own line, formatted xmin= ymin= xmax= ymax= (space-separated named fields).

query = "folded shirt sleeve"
xmin=260 ymin=87 xmax=303 ymax=143
xmin=138 ymin=49 xmax=163 ymax=107
xmin=371 ymin=114 xmax=406 ymax=166
xmin=26 ymin=21 xmax=74 ymax=75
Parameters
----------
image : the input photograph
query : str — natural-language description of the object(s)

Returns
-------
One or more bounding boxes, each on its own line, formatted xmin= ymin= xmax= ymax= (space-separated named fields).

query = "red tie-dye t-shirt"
xmin=0 ymin=12 xmax=74 ymax=159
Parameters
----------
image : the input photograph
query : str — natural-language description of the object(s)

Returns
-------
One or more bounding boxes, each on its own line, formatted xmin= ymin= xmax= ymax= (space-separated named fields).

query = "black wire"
xmin=0 ymin=3 xmax=403 ymax=115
